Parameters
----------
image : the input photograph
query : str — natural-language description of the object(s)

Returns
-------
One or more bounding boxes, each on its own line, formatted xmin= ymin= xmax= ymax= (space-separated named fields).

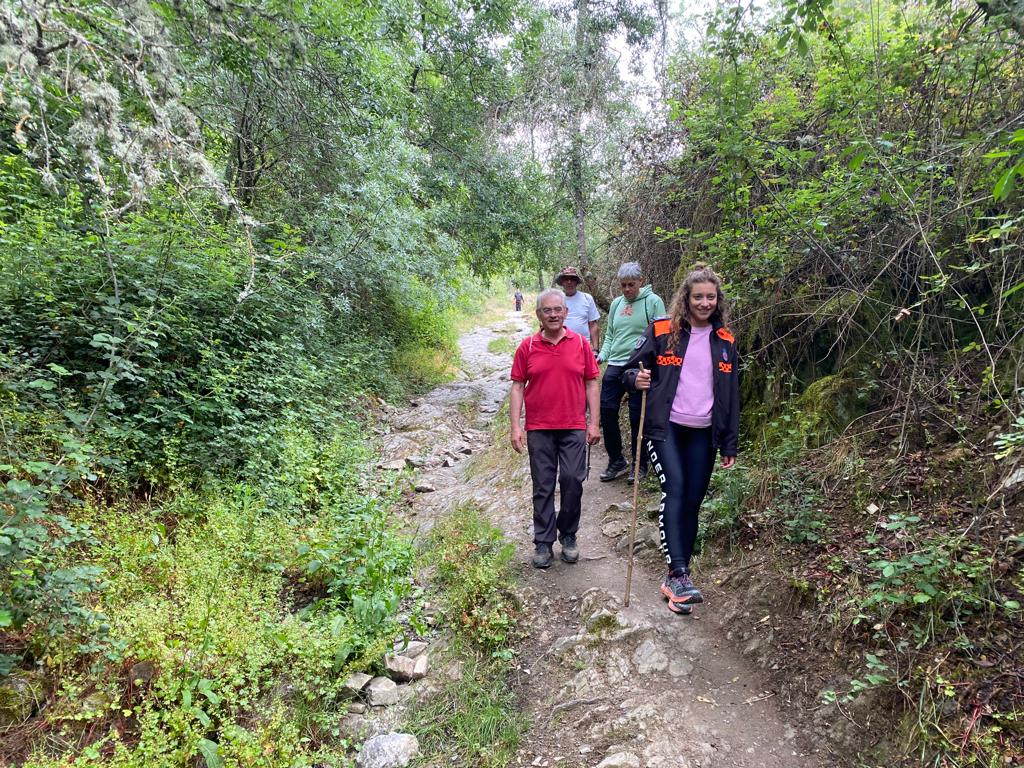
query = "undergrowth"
xmin=4 ymin=422 xmax=413 ymax=768
xmin=412 ymin=503 xmax=526 ymax=766
xmin=698 ymin=392 xmax=1023 ymax=767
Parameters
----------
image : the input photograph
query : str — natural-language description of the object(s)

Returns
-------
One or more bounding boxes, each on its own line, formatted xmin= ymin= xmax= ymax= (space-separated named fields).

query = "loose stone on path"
xmin=356 ymin=733 xmax=419 ymax=768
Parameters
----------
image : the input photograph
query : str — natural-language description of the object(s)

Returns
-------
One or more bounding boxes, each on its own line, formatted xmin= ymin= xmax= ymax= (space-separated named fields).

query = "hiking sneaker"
xmin=559 ymin=534 xmax=579 ymax=564
xmin=600 ymin=459 xmax=629 ymax=482
xmin=532 ymin=543 xmax=553 ymax=569
xmin=660 ymin=570 xmax=704 ymax=606
xmin=667 ymin=599 xmax=693 ymax=616
xmin=626 ymin=464 xmax=648 ymax=485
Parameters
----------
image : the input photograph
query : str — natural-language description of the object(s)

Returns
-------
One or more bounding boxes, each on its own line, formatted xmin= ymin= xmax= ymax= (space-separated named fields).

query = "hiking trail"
xmin=375 ymin=311 xmax=829 ymax=768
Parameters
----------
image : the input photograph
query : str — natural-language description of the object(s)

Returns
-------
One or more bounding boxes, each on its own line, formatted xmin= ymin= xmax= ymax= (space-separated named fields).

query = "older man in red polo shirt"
xmin=510 ymin=288 xmax=601 ymax=568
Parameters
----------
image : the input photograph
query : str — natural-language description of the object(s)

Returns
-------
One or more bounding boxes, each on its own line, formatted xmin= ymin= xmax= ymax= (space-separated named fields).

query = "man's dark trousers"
xmin=526 ymin=429 xmax=587 ymax=544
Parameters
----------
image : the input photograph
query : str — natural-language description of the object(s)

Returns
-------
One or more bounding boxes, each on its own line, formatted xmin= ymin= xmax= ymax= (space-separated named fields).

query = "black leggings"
xmin=647 ymin=424 xmax=715 ymax=572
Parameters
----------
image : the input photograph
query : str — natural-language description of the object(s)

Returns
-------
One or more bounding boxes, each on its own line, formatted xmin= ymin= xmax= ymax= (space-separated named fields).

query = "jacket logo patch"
xmin=716 ymin=327 xmax=735 ymax=343
xmin=721 ymin=347 xmax=729 ymax=362
xmin=634 ymin=336 xmax=645 ymax=349
xmin=718 ymin=361 xmax=733 ymax=373
xmin=653 ymin=319 xmax=672 ymax=337
xmin=657 ymin=355 xmax=683 ymax=366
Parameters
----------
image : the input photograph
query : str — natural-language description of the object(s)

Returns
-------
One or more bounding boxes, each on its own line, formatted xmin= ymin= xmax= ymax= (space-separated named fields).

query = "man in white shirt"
xmin=554 ymin=267 xmax=600 ymax=352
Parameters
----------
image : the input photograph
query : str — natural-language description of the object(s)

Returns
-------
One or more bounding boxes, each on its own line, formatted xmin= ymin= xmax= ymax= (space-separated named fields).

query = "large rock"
xmin=343 ymin=672 xmax=373 ymax=696
xmin=633 ymin=638 xmax=669 ymax=674
xmin=595 ymin=753 xmax=641 ymax=768
xmin=366 ymin=676 xmax=399 ymax=706
xmin=601 ymin=519 xmax=629 ymax=538
xmin=392 ymin=640 xmax=428 ymax=658
xmin=356 ymin=733 xmax=419 ymax=768
xmin=0 ymin=672 xmax=44 ymax=727
xmin=602 ymin=502 xmax=634 ymax=520
xmin=384 ymin=653 xmax=429 ymax=682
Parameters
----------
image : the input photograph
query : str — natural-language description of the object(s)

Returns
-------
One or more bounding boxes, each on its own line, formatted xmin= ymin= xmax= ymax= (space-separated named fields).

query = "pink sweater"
xmin=670 ymin=325 xmax=714 ymax=428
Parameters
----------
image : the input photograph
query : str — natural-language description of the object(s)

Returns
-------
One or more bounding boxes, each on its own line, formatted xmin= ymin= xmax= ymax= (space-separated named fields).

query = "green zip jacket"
xmin=598 ymin=285 xmax=666 ymax=364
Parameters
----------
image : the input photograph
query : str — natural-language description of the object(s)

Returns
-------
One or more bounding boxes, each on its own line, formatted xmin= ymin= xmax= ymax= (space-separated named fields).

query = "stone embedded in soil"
xmin=633 ymin=638 xmax=669 ymax=674
xmin=343 ymin=672 xmax=373 ymax=695
xmin=601 ymin=519 xmax=629 ymax=538
xmin=385 ymin=653 xmax=429 ymax=682
xmin=603 ymin=501 xmax=634 ymax=519
xmin=393 ymin=640 xmax=428 ymax=658
xmin=356 ymin=733 xmax=419 ymax=768
xmin=595 ymin=752 xmax=641 ymax=768
xmin=413 ymin=483 xmax=436 ymax=493
xmin=348 ymin=702 xmax=367 ymax=714
xmin=614 ymin=528 xmax=658 ymax=553
xmin=129 ymin=660 xmax=156 ymax=684
xmin=405 ymin=455 xmax=427 ymax=468
xmin=379 ymin=459 xmax=407 ymax=471
xmin=578 ymin=588 xmax=621 ymax=621
xmin=668 ymin=658 xmax=693 ymax=678
xmin=366 ymin=676 xmax=400 ymax=706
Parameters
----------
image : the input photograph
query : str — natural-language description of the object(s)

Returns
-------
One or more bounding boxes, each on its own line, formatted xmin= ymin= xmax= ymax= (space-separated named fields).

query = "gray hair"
xmin=535 ymin=288 xmax=566 ymax=310
xmin=617 ymin=262 xmax=643 ymax=280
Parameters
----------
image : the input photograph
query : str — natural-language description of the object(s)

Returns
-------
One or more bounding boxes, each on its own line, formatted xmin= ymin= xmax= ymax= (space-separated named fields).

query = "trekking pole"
xmin=623 ymin=363 xmax=647 ymax=608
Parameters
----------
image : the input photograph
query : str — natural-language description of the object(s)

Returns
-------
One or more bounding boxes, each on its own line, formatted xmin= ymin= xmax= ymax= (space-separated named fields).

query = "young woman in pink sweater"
xmin=622 ymin=264 xmax=740 ymax=615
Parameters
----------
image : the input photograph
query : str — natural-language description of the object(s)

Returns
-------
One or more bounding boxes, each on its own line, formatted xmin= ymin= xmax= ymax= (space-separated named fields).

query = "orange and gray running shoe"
xmin=661 ymin=569 xmax=704 ymax=609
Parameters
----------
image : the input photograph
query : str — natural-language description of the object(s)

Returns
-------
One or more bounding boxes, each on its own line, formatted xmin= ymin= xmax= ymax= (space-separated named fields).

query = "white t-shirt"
xmin=563 ymin=291 xmax=600 ymax=339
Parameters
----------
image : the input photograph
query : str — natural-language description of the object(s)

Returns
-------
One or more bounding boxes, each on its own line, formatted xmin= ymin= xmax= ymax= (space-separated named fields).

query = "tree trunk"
xmin=569 ymin=0 xmax=609 ymax=311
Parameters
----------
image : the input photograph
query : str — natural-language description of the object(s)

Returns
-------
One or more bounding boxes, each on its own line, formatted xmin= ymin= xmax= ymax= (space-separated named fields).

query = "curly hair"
xmin=666 ymin=263 xmax=730 ymax=348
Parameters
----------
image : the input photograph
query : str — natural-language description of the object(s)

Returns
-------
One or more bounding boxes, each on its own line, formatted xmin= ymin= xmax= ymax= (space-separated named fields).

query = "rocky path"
xmin=376 ymin=311 xmax=826 ymax=768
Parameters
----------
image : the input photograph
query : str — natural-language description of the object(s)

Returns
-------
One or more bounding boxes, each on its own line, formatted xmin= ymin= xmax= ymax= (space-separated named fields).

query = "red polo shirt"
xmin=510 ymin=328 xmax=599 ymax=430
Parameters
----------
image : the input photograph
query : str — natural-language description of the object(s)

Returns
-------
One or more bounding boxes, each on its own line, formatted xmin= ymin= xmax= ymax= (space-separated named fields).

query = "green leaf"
xmin=1005 ymin=600 xmax=1020 ymax=611
xmin=796 ymin=34 xmax=809 ymax=57
xmin=913 ymin=593 xmax=931 ymax=604
xmin=848 ymin=151 xmax=867 ymax=171
xmin=1001 ymin=280 xmax=1024 ymax=300
xmin=198 ymin=738 xmax=223 ymax=768
xmin=0 ymin=610 xmax=11 ymax=628
xmin=993 ymin=166 xmax=1016 ymax=201
xmin=197 ymin=679 xmax=221 ymax=705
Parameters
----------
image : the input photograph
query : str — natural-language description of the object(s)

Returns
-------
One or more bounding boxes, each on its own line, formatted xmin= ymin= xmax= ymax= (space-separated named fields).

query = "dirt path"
xmin=380 ymin=311 xmax=826 ymax=768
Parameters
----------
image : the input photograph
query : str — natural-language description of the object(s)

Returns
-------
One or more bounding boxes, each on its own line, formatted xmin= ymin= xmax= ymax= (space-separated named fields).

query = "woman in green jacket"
xmin=596 ymin=262 xmax=666 ymax=483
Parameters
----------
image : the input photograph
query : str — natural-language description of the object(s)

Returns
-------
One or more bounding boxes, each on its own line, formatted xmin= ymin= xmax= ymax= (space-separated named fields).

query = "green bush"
xmin=426 ymin=504 xmax=521 ymax=657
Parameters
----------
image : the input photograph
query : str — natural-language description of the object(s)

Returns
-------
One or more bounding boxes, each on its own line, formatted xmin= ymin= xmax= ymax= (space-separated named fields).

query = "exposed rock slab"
xmin=356 ymin=733 xmax=419 ymax=768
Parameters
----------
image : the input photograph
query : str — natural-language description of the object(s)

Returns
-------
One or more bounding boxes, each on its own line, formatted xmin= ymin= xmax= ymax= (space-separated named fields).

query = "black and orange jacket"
xmin=621 ymin=316 xmax=740 ymax=456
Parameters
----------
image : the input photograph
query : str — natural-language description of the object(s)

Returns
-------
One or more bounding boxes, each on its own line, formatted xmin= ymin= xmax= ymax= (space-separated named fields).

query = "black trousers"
xmin=647 ymin=424 xmax=716 ymax=572
xmin=527 ymin=429 xmax=587 ymax=545
xmin=599 ymin=364 xmax=646 ymax=469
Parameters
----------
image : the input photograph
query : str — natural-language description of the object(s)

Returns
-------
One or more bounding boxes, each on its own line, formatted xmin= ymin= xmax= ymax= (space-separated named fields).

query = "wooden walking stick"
xmin=623 ymin=363 xmax=647 ymax=608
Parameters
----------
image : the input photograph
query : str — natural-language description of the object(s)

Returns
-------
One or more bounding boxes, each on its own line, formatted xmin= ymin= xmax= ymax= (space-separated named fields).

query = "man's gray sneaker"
xmin=559 ymin=534 xmax=579 ymax=564
xmin=600 ymin=458 xmax=629 ymax=482
xmin=532 ymin=543 xmax=553 ymax=569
